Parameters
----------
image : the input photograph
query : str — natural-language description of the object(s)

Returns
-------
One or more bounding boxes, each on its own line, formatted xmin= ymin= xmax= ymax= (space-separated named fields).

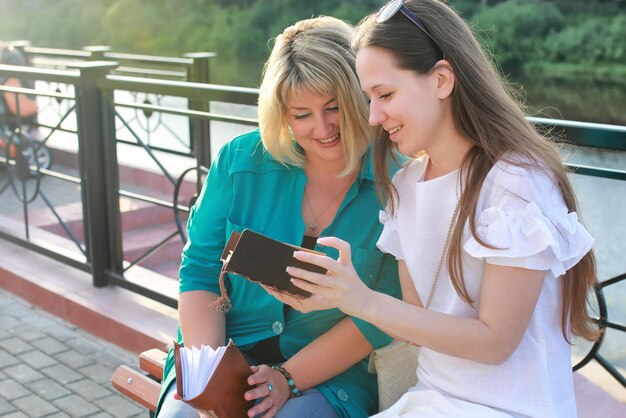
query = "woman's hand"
xmin=261 ymin=285 xmax=336 ymax=313
xmin=287 ymin=237 xmax=373 ymax=317
xmin=245 ymin=365 xmax=291 ymax=417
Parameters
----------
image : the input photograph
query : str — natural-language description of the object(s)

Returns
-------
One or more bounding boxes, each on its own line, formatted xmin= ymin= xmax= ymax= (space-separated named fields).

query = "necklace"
xmin=424 ymin=200 xmax=461 ymax=309
xmin=303 ymin=180 xmax=353 ymax=232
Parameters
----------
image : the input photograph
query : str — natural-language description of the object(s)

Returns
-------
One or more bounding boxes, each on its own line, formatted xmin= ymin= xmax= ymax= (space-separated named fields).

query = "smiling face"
xmin=356 ymin=46 xmax=449 ymax=157
xmin=286 ymin=87 xmax=345 ymax=165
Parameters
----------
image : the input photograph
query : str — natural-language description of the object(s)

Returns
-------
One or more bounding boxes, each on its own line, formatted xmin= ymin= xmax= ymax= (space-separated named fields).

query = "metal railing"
xmin=0 ymin=61 xmax=259 ymax=304
xmin=527 ymin=117 xmax=626 ymax=387
xmin=11 ymin=41 xmax=215 ymax=81
xmin=0 ymin=59 xmax=624 ymax=390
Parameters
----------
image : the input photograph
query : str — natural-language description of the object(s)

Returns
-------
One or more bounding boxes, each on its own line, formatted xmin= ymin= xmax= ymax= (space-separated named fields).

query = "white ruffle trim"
xmin=463 ymin=202 xmax=594 ymax=278
xmin=377 ymin=210 xmax=404 ymax=260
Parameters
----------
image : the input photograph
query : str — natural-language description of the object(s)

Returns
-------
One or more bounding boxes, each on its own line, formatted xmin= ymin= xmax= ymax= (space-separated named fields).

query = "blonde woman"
xmin=156 ymin=16 xmax=400 ymax=418
xmin=282 ymin=1 xmax=599 ymax=417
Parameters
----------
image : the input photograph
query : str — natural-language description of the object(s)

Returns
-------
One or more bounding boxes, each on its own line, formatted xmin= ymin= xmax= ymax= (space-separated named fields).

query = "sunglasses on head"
xmin=377 ymin=0 xmax=444 ymax=58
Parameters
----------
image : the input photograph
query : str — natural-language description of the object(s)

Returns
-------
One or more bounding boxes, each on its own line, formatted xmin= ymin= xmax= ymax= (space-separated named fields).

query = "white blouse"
xmin=377 ymin=155 xmax=594 ymax=418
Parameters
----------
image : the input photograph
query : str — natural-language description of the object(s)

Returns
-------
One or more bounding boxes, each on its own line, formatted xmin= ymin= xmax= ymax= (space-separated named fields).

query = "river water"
xmin=520 ymin=76 xmax=626 ymax=126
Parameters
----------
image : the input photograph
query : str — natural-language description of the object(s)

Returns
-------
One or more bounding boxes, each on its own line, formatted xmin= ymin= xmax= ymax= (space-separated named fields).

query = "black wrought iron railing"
xmin=0 ymin=50 xmax=624 ymax=391
xmin=0 ymin=55 xmax=263 ymax=302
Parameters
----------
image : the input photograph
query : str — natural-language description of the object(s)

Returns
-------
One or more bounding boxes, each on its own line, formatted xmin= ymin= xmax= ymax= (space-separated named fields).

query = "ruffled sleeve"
xmin=377 ymin=208 xmax=404 ymax=260
xmin=463 ymin=160 xmax=594 ymax=279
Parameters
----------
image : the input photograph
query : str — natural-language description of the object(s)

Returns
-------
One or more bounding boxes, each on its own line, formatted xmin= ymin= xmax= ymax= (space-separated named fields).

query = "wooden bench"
xmin=112 ymin=348 xmax=625 ymax=417
xmin=111 ymin=348 xmax=167 ymax=412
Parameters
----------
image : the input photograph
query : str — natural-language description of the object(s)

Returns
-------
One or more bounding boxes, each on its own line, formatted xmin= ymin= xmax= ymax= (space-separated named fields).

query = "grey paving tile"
xmin=65 ymin=337 xmax=104 ymax=356
xmin=3 ymin=363 xmax=44 ymax=384
xmin=25 ymin=379 xmax=71 ymax=401
xmin=77 ymin=364 xmax=114 ymax=385
xmin=0 ymin=397 xmax=17 ymax=415
xmin=20 ymin=314 xmax=60 ymax=331
xmin=85 ymin=413 xmax=114 ymax=418
xmin=10 ymin=326 xmax=47 ymax=342
xmin=0 ymin=412 xmax=30 ymax=418
xmin=0 ymin=291 xmax=20 ymax=303
xmin=0 ymin=338 xmax=34 ymax=356
xmin=18 ymin=350 xmax=58 ymax=369
xmin=5 ymin=303 xmax=39 ymax=319
xmin=0 ymin=315 xmax=23 ymax=329
xmin=93 ymin=394 xmax=143 ymax=417
xmin=12 ymin=394 xmax=59 ymax=417
xmin=0 ymin=328 xmax=11 ymax=339
xmin=0 ymin=379 xmax=31 ymax=401
xmin=53 ymin=394 xmax=100 ymax=417
xmin=65 ymin=379 xmax=112 ymax=401
xmin=0 ymin=294 xmax=29 ymax=309
xmin=96 ymin=349 xmax=136 ymax=369
xmin=0 ymin=302 xmax=13 ymax=312
xmin=30 ymin=337 xmax=70 ymax=356
xmin=45 ymin=324 xmax=79 ymax=341
xmin=40 ymin=364 xmax=83 ymax=385
xmin=0 ymin=276 xmax=151 ymax=417
xmin=0 ymin=289 xmax=16 ymax=306
xmin=53 ymin=350 xmax=93 ymax=369
xmin=8 ymin=292 xmax=29 ymax=304
xmin=0 ymin=348 xmax=20 ymax=368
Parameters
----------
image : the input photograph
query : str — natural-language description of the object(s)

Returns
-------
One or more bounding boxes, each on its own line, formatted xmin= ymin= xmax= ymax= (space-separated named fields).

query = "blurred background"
xmin=1 ymin=0 xmax=625 ymax=124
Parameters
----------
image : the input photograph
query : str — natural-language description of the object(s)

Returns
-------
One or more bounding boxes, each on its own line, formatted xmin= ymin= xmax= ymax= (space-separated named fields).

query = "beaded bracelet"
xmin=271 ymin=365 xmax=301 ymax=398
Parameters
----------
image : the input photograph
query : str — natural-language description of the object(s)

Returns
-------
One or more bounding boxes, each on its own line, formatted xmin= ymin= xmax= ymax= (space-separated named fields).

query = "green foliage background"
xmin=0 ymin=0 xmax=624 ymax=122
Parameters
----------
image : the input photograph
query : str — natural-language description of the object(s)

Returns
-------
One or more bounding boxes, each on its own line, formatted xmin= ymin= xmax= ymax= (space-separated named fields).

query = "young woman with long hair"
xmin=275 ymin=1 xmax=599 ymax=416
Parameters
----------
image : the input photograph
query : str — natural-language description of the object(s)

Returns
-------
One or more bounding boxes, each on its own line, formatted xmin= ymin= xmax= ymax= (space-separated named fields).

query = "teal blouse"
xmin=157 ymin=130 xmax=400 ymax=417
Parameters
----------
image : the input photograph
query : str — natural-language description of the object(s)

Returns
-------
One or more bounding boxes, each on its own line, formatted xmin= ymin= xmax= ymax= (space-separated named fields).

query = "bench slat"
xmin=112 ymin=365 xmax=160 ymax=411
xmin=140 ymin=348 xmax=167 ymax=381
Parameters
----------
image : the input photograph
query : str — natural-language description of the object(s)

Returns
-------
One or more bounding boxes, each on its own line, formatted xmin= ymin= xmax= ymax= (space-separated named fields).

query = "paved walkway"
xmin=0 ymin=289 xmax=146 ymax=418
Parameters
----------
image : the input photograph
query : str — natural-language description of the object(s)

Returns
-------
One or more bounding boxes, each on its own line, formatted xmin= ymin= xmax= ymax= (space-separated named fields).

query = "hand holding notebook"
xmin=174 ymin=340 xmax=253 ymax=418
xmin=220 ymin=229 xmax=327 ymax=298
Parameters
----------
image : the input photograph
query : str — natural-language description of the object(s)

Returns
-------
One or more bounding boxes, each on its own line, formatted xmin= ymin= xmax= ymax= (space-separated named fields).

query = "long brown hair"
xmin=355 ymin=0 xmax=599 ymax=341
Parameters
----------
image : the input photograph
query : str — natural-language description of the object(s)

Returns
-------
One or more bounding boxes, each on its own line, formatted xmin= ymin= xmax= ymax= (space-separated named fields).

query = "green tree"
xmin=472 ymin=0 xmax=564 ymax=72
xmin=543 ymin=14 xmax=626 ymax=65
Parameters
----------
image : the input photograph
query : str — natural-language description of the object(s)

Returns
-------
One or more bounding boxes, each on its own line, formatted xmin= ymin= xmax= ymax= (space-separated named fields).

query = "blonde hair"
xmin=258 ymin=16 xmax=371 ymax=175
xmin=356 ymin=0 xmax=599 ymax=341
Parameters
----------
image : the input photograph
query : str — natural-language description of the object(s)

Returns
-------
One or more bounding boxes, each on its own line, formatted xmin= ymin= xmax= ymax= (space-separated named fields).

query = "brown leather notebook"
xmin=220 ymin=229 xmax=327 ymax=298
xmin=174 ymin=340 xmax=253 ymax=418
